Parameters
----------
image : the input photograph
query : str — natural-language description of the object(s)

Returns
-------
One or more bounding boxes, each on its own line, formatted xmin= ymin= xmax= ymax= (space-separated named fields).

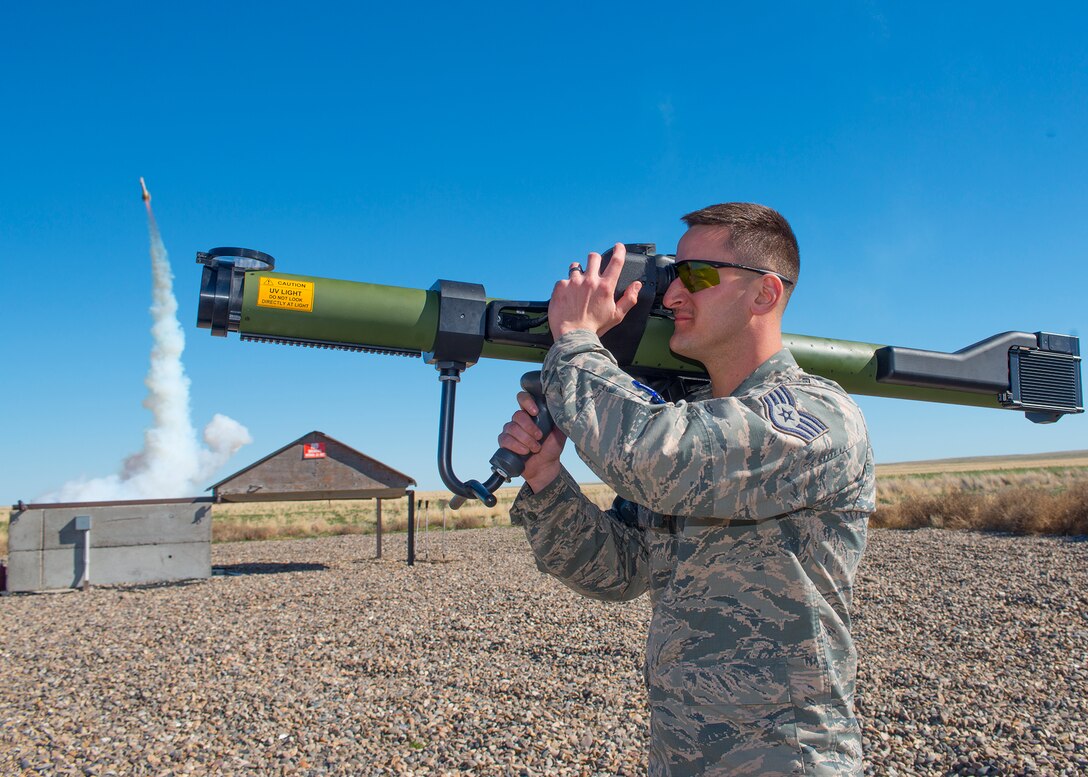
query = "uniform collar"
xmin=731 ymin=348 xmax=799 ymax=397
xmin=686 ymin=348 xmax=798 ymax=402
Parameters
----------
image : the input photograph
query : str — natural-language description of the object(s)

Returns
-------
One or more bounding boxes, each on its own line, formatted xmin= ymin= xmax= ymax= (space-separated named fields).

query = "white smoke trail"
xmin=40 ymin=182 xmax=250 ymax=502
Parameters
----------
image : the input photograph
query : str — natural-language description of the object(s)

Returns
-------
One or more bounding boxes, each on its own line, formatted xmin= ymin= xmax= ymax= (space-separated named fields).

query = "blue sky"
xmin=2 ymin=2 xmax=1085 ymax=503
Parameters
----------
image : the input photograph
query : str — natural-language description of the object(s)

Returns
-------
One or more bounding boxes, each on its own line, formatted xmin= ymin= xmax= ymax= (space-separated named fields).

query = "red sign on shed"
xmin=303 ymin=443 xmax=326 ymax=459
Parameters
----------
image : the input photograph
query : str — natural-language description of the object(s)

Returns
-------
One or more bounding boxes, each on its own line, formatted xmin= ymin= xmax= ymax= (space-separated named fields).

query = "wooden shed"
xmin=209 ymin=431 xmax=416 ymax=502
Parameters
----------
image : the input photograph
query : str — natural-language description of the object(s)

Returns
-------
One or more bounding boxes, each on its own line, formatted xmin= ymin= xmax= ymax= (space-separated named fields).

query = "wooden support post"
xmin=375 ymin=497 xmax=382 ymax=559
xmin=406 ymin=490 xmax=416 ymax=566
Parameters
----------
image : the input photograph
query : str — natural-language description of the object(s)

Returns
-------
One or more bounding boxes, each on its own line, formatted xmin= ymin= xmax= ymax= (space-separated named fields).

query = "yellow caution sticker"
xmin=256 ymin=277 xmax=315 ymax=312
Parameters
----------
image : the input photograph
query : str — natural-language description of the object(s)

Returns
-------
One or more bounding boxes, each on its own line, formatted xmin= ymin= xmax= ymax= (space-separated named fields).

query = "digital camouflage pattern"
xmin=510 ymin=330 xmax=874 ymax=776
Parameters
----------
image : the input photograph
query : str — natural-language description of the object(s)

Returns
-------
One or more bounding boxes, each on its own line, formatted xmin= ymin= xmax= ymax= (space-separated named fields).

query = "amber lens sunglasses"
xmin=673 ymin=260 xmax=795 ymax=293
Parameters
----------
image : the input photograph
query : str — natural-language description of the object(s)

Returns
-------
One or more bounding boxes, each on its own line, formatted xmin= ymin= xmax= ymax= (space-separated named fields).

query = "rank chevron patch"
xmin=760 ymin=386 xmax=829 ymax=442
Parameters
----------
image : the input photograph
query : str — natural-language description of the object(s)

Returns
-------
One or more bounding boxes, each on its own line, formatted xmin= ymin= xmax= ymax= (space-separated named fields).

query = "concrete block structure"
xmin=6 ymin=498 xmax=213 ymax=593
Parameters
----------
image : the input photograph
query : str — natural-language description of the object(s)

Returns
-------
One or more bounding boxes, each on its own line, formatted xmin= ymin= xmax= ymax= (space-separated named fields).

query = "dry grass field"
xmin=872 ymin=451 xmax=1088 ymax=535
xmin=3 ymin=451 xmax=1086 ymax=559
xmin=204 ymin=450 xmax=1088 ymax=542
xmin=206 ymin=483 xmax=618 ymax=545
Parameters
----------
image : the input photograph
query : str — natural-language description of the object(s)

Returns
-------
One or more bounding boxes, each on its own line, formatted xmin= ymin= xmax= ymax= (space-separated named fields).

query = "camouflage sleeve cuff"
xmin=542 ymin=330 xmax=618 ymax=376
xmin=509 ymin=466 xmax=583 ymax=525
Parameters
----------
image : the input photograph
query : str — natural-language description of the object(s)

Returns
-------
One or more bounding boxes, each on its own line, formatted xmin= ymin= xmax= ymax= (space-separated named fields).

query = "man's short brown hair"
xmin=681 ymin=203 xmax=800 ymax=292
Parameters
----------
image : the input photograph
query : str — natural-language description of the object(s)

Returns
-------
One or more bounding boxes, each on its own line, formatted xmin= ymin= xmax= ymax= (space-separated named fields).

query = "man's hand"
xmin=549 ymin=243 xmax=643 ymax=339
xmin=498 ymin=391 xmax=568 ymax=493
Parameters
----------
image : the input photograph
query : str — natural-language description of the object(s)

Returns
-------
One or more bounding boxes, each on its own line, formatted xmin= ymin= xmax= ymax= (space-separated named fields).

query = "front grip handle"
xmin=489 ymin=371 xmax=552 ymax=481
xmin=448 ymin=371 xmax=552 ymax=510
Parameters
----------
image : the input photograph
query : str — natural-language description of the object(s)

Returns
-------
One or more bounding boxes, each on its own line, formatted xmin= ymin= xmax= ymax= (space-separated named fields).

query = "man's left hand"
xmin=549 ymin=243 xmax=643 ymax=339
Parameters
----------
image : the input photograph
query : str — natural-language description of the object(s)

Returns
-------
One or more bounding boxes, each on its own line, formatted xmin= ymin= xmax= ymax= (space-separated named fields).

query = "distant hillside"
xmin=876 ymin=450 xmax=1088 ymax=477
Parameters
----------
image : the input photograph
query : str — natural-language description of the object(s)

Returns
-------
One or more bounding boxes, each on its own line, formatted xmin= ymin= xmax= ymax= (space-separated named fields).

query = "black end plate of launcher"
xmin=876 ymin=331 xmax=1083 ymax=423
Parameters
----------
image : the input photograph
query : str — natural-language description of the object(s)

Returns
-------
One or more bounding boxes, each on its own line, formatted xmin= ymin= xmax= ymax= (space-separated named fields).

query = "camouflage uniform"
xmin=510 ymin=330 xmax=874 ymax=776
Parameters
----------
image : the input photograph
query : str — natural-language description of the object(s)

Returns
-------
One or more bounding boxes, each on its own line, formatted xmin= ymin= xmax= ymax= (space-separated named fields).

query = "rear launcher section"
xmin=195 ymin=246 xmax=1083 ymax=509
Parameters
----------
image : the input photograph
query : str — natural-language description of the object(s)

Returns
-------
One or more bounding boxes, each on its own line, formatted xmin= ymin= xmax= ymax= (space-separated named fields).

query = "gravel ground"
xmin=1 ymin=527 xmax=1085 ymax=776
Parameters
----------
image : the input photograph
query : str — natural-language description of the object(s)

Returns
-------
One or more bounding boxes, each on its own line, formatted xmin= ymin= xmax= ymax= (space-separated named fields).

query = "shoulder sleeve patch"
xmin=760 ymin=386 xmax=829 ymax=443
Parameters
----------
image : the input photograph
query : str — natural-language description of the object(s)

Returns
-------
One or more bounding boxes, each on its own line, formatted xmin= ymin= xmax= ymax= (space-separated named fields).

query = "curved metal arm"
xmin=435 ymin=366 xmax=498 ymax=507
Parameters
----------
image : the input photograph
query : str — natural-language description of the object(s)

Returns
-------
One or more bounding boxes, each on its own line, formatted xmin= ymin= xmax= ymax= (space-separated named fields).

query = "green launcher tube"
xmin=198 ymin=257 xmax=1081 ymax=423
xmin=239 ymin=272 xmax=997 ymax=410
xmin=240 ymin=272 xmax=439 ymax=354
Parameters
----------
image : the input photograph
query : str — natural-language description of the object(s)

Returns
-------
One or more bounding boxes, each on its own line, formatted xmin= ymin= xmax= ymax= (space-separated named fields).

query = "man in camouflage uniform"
xmin=500 ymin=203 xmax=874 ymax=776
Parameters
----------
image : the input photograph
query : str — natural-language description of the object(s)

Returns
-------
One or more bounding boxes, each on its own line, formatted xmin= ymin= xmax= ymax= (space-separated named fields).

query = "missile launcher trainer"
xmin=195 ymin=245 xmax=1082 ymax=508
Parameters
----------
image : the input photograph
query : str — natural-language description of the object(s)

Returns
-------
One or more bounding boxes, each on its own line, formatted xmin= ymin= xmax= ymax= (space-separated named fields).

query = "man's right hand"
xmin=498 ymin=391 xmax=567 ymax=494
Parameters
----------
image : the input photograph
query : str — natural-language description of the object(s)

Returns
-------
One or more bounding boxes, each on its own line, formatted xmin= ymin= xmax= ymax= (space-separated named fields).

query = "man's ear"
xmin=751 ymin=275 xmax=784 ymax=315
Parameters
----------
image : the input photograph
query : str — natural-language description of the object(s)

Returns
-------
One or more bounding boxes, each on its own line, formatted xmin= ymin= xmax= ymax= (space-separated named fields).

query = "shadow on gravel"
xmin=213 ymin=562 xmax=328 ymax=576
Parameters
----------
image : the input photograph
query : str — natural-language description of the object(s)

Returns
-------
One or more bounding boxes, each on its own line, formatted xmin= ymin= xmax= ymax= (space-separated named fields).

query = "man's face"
xmin=663 ymin=225 xmax=762 ymax=363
